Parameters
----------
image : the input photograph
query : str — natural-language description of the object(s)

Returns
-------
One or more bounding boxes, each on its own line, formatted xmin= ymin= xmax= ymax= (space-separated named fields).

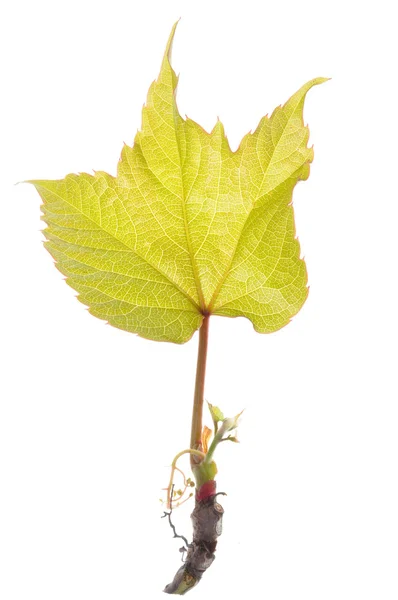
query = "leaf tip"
xmin=165 ymin=20 xmax=180 ymax=62
xmin=308 ymin=77 xmax=331 ymax=88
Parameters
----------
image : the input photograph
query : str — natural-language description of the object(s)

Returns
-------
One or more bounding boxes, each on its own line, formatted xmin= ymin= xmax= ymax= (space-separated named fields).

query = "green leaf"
xmin=30 ymin=22 xmax=326 ymax=344
xmin=208 ymin=403 xmax=224 ymax=423
xmin=207 ymin=402 xmax=225 ymax=434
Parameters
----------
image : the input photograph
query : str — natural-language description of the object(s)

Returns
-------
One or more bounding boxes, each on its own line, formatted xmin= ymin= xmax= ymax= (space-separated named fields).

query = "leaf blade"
xmin=30 ymin=24 xmax=326 ymax=343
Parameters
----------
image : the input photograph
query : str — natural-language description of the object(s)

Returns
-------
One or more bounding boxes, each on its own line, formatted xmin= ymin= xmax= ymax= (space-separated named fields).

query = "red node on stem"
xmin=196 ymin=480 xmax=216 ymax=501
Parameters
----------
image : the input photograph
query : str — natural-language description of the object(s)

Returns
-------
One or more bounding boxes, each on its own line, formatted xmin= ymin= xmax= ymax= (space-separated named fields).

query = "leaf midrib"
xmin=140 ymin=71 xmax=206 ymax=312
xmin=169 ymin=100 xmax=206 ymax=312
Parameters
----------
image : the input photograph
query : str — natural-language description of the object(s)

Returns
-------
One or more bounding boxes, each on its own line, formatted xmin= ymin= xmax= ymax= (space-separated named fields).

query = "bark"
xmin=164 ymin=482 xmax=224 ymax=595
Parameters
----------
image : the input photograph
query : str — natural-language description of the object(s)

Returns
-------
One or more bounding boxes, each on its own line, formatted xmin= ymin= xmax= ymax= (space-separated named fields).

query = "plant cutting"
xmin=29 ymin=21 xmax=326 ymax=595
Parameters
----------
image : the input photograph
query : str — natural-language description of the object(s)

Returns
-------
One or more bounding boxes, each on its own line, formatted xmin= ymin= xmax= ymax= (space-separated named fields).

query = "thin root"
xmin=161 ymin=484 xmax=190 ymax=548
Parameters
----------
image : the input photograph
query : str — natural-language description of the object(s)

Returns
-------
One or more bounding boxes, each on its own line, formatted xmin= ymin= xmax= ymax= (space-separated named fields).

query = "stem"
xmin=203 ymin=434 xmax=220 ymax=465
xmin=190 ymin=314 xmax=210 ymax=467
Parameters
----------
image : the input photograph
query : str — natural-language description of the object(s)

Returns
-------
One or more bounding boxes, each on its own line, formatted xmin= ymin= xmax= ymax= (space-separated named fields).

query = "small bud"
xmin=217 ymin=410 xmax=244 ymax=438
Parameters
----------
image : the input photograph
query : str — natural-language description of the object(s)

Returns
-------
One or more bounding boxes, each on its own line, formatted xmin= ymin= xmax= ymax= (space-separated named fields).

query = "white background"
xmin=1 ymin=1 xmax=397 ymax=598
